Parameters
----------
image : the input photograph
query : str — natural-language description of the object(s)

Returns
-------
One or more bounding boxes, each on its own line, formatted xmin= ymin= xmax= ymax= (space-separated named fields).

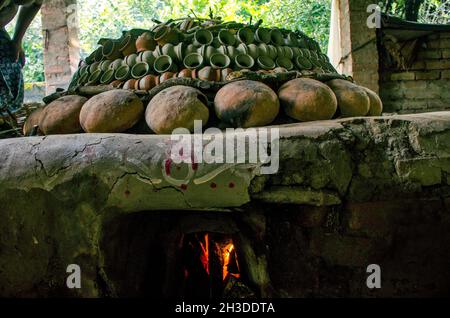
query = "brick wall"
xmin=380 ymin=31 xmax=450 ymax=114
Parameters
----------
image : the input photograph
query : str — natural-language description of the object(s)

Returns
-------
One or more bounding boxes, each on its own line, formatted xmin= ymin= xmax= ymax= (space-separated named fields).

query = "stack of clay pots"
xmin=73 ymin=18 xmax=336 ymax=90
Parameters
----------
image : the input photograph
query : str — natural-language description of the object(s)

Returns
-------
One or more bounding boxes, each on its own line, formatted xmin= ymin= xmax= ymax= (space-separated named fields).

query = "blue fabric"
xmin=0 ymin=28 xmax=24 ymax=114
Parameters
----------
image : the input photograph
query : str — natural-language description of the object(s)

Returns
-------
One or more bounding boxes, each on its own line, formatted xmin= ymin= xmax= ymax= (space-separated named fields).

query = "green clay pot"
xmin=102 ymin=39 xmax=123 ymax=60
xmin=109 ymin=58 xmax=125 ymax=71
xmin=235 ymin=54 xmax=255 ymax=70
xmin=236 ymin=27 xmax=254 ymax=45
xmin=247 ymin=44 xmax=260 ymax=60
xmin=218 ymin=29 xmax=235 ymax=46
xmin=137 ymin=51 xmax=155 ymax=66
xmin=154 ymin=25 xmax=179 ymax=46
xmin=193 ymin=29 xmax=213 ymax=46
xmin=295 ymin=56 xmax=313 ymax=70
xmin=254 ymin=28 xmax=271 ymax=44
xmin=276 ymin=57 xmax=294 ymax=71
xmin=257 ymin=56 xmax=275 ymax=70
xmin=124 ymin=54 xmax=138 ymax=67
xmin=131 ymin=62 xmax=151 ymax=79
xmin=183 ymin=53 xmax=204 ymax=70
xmin=115 ymin=65 xmax=131 ymax=81
xmin=100 ymin=69 xmax=115 ymax=84
xmin=162 ymin=43 xmax=178 ymax=62
xmin=270 ymin=29 xmax=285 ymax=46
xmin=119 ymin=34 xmax=137 ymax=56
xmin=154 ymin=55 xmax=178 ymax=73
xmin=88 ymin=69 xmax=103 ymax=85
xmin=210 ymin=53 xmax=231 ymax=69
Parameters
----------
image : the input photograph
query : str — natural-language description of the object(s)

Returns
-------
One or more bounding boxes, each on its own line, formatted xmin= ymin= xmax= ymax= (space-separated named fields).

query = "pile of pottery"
xmin=73 ymin=18 xmax=336 ymax=90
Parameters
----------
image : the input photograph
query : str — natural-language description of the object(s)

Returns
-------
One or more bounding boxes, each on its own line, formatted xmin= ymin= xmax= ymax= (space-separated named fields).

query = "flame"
xmin=222 ymin=243 xmax=240 ymax=281
xmin=199 ymin=234 xmax=209 ymax=275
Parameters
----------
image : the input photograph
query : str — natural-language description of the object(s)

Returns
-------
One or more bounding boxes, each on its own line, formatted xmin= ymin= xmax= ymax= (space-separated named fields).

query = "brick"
xmin=442 ymin=70 xmax=450 ymax=79
xmin=401 ymin=80 xmax=428 ymax=90
xmin=415 ymin=71 xmax=441 ymax=80
xmin=443 ymin=49 xmax=450 ymax=59
xmin=390 ymin=72 xmax=415 ymax=81
xmin=426 ymin=59 xmax=450 ymax=70
xmin=440 ymin=32 xmax=450 ymax=39
xmin=440 ymin=38 xmax=450 ymax=49
xmin=417 ymin=50 xmax=442 ymax=60
xmin=427 ymin=39 xmax=441 ymax=49
xmin=409 ymin=61 xmax=426 ymax=70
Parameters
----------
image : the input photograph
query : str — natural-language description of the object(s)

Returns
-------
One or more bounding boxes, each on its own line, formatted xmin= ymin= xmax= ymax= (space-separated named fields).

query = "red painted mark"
xmin=165 ymin=159 xmax=172 ymax=176
xmin=192 ymin=162 xmax=198 ymax=171
xmin=228 ymin=182 xmax=235 ymax=189
xmin=180 ymin=184 xmax=188 ymax=191
xmin=210 ymin=183 xmax=217 ymax=189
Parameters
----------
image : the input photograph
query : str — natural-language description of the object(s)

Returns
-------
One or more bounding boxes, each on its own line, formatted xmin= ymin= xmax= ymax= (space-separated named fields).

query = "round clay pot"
xmin=138 ymin=74 xmax=159 ymax=90
xmin=94 ymin=47 xmax=104 ymax=62
xmin=115 ymin=65 xmax=131 ymax=81
xmin=254 ymin=28 xmax=271 ymax=44
xmin=267 ymin=45 xmax=278 ymax=59
xmin=131 ymin=62 xmax=150 ymax=79
xmin=154 ymin=55 xmax=177 ymax=74
xmin=154 ymin=25 xmax=179 ymax=46
xmin=285 ymin=32 xmax=299 ymax=46
xmin=152 ymin=46 xmax=163 ymax=58
xmin=272 ymin=66 xmax=288 ymax=73
xmin=159 ymin=71 xmax=177 ymax=83
xmin=220 ymin=68 xmax=233 ymax=81
xmin=326 ymin=79 xmax=370 ymax=117
xmin=361 ymin=86 xmax=383 ymax=116
xmin=227 ymin=46 xmax=239 ymax=60
xmin=247 ymin=44 xmax=260 ymax=59
xmin=145 ymin=85 xmax=209 ymax=134
xmin=124 ymin=53 xmax=138 ymax=67
xmin=80 ymin=90 xmax=144 ymax=133
xmin=100 ymin=69 xmax=115 ymax=84
xmin=100 ymin=60 xmax=112 ymax=71
xmin=174 ymin=42 xmax=186 ymax=62
xmin=282 ymin=46 xmax=294 ymax=60
xmin=295 ymin=56 xmax=313 ymax=70
xmin=136 ymin=32 xmax=157 ymax=52
xmin=236 ymin=27 xmax=254 ymax=45
xmin=87 ymin=69 xmax=103 ymax=85
xmin=257 ymin=56 xmax=276 ymax=70
xmin=278 ymin=78 xmax=337 ymax=122
xmin=185 ymin=44 xmax=197 ymax=56
xmin=276 ymin=57 xmax=294 ymax=71
xmin=102 ymin=39 xmax=122 ymax=60
xmin=210 ymin=53 xmax=231 ymax=69
xmin=235 ymin=54 xmax=255 ymax=70
xmin=270 ymin=28 xmax=285 ymax=46
xmin=183 ymin=53 xmax=204 ymax=70
xmin=236 ymin=43 xmax=248 ymax=55
xmin=89 ymin=62 xmax=101 ymax=74
xmin=214 ymin=80 xmax=280 ymax=128
xmin=162 ymin=43 xmax=178 ymax=62
xmin=123 ymin=79 xmax=138 ymax=90
xmin=79 ymin=65 xmax=90 ymax=77
xmin=119 ymin=34 xmax=137 ymax=56
xmin=218 ymin=29 xmax=235 ymax=46
xmin=178 ymin=69 xmax=193 ymax=78
xmin=40 ymin=95 xmax=87 ymax=135
xmin=195 ymin=66 xmax=217 ymax=81
xmin=137 ymin=51 xmax=155 ymax=67
xmin=109 ymin=58 xmax=125 ymax=71
xmin=23 ymin=107 xmax=44 ymax=136
xmin=193 ymin=29 xmax=213 ymax=46
xmin=77 ymin=73 xmax=90 ymax=86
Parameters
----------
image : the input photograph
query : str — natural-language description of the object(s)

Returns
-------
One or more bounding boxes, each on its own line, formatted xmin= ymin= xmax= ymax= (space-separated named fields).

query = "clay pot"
xmin=80 ymin=90 xmax=143 ymax=133
xmin=136 ymin=32 xmax=157 ymax=52
xmin=174 ymin=42 xmax=186 ymax=62
xmin=154 ymin=55 xmax=178 ymax=74
xmin=40 ymin=95 xmax=87 ymax=135
xmin=123 ymin=79 xmax=138 ymax=90
xmin=124 ymin=54 xmax=138 ymax=67
xmin=87 ymin=69 xmax=103 ymax=85
xmin=218 ymin=29 xmax=236 ymax=46
xmin=267 ymin=45 xmax=278 ymax=59
xmin=138 ymin=74 xmax=159 ymax=90
xmin=79 ymin=65 xmax=90 ymax=77
xmin=285 ymin=32 xmax=299 ymax=46
xmin=131 ymin=62 xmax=151 ymax=79
xmin=257 ymin=56 xmax=276 ymax=70
xmin=23 ymin=107 xmax=44 ymax=136
xmin=137 ymin=51 xmax=155 ymax=67
xmin=236 ymin=43 xmax=248 ymax=55
xmin=235 ymin=54 xmax=255 ymax=70
xmin=278 ymin=78 xmax=337 ymax=122
xmin=162 ymin=43 xmax=178 ymax=62
xmin=109 ymin=58 xmax=125 ymax=71
xmin=276 ymin=57 xmax=294 ymax=71
xmin=282 ymin=46 xmax=294 ymax=60
xmin=115 ymin=65 xmax=131 ymax=81
xmin=214 ymin=80 xmax=279 ymax=128
xmin=194 ymin=66 xmax=217 ymax=81
xmin=102 ymin=39 xmax=123 ymax=60
xmin=94 ymin=47 xmax=104 ymax=62
xmin=89 ymin=62 xmax=101 ymax=74
xmin=159 ymin=71 xmax=176 ymax=83
xmin=100 ymin=69 xmax=115 ymax=84
xmin=100 ymin=60 xmax=112 ymax=71
xmin=119 ymin=34 xmax=137 ymax=56
xmin=210 ymin=53 xmax=231 ymax=69
xmin=270 ymin=28 xmax=285 ymax=46
xmin=77 ymin=73 xmax=90 ymax=86
xmin=178 ymin=69 xmax=193 ymax=78
xmin=85 ymin=49 xmax=97 ymax=64
xmin=295 ymin=56 xmax=313 ymax=70
xmin=145 ymin=86 xmax=209 ymax=134
xmin=183 ymin=53 xmax=204 ymax=70
xmin=154 ymin=25 xmax=180 ymax=46
xmin=152 ymin=46 xmax=163 ymax=58
xmin=196 ymin=45 xmax=216 ymax=61
xmin=247 ymin=44 xmax=260 ymax=60
xmin=236 ymin=27 xmax=254 ymax=45
xmin=185 ymin=44 xmax=197 ymax=56
xmin=254 ymin=28 xmax=271 ymax=44
xmin=193 ymin=29 xmax=213 ymax=46
xmin=219 ymin=68 xmax=233 ymax=81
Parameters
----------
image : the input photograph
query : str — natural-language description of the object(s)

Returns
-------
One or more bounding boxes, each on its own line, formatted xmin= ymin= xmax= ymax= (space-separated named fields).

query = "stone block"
xmin=415 ymin=71 xmax=441 ymax=80
xmin=391 ymin=72 xmax=415 ymax=81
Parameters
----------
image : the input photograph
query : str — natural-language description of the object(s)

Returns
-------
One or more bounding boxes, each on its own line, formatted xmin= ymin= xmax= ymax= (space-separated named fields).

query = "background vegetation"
xmin=5 ymin=0 xmax=449 ymax=83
